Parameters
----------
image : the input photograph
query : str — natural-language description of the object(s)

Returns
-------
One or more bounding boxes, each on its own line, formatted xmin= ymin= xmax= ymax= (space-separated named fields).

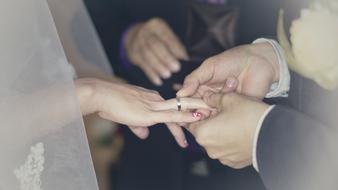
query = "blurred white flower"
xmin=278 ymin=1 xmax=338 ymax=90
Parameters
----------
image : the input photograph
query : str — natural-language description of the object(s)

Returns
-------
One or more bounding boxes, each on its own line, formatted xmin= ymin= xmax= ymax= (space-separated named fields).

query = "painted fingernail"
xmin=193 ymin=112 xmax=203 ymax=118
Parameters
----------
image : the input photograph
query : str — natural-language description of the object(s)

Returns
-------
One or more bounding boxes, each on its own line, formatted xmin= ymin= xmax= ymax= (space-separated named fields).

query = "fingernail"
xmin=183 ymin=140 xmax=189 ymax=148
xmin=162 ymin=71 xmax=171 ymax=79
xmin=226 ymin=78 xmax=237 ymax=88
xmin=171 ymin=62 xmax=181 ymax=72
xmin=182 ymin=53 xmax=190 ymax=61
xmin=193 ymin=112 xmax=203 ymax=118
xmin=196 ymin=112 xmax=203 ymax=118
xmin=154 ymin=79 xmax=163 ymax=86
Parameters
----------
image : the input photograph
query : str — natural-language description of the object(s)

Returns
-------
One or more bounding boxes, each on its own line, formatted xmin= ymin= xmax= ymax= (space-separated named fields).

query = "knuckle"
xmin=204 ymin=57 xmax=217 ymax=66
xmin=183 ymin=73 xmax=197 ymax=85
xmin=148 ymin=102 xmax=159 ymax=110
xmin=161 ymin=33 xmax=171 ymax=42
xmin=162 ymin=55 xmax=173 ymax=62
xmin=143 ymin=90 xmax=160 ymax=99
xmin=142 ymin=88 xmax=159 ymax=95
xmin=139 ymin=92 xmax=151 ymax=101
xmin=152 ymin=59 xmax=164 ymax=68
xmin=148 ymin=42 xmax=158 ymax=50
xmin=138 ymin=26 xmax=149 ymax=35
xmin=147 ymin=37 xmax=158 ymax=46
xmin=150 ymin=93 xmax=163 ymax=101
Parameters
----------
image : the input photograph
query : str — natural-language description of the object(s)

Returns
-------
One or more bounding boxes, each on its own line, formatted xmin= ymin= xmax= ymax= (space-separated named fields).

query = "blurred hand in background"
xmin=125 ymin=17 xmax=189 ymax=86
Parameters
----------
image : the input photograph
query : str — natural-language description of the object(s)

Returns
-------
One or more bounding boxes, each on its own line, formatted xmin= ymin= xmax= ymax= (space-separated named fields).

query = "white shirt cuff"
xmin=252 ymin=105 xmax=276 ymax=172
xmin=253 ymin=38 xmax=290 ymax=98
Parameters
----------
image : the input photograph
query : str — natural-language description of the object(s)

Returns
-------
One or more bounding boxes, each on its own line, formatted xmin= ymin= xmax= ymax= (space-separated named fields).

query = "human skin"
xmin=186 ymin=92 xmax=269 ymax=169
xmin=75 ymin=78 xmax=210 ymax=148
xmin=125 ymin=18 xmax=189 ymax=86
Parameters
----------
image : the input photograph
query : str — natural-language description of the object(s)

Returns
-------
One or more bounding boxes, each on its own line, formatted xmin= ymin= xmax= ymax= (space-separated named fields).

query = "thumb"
xmin=177 ymin=65 xmax=213 ymax=97
xmin=222 ymin=76 xmax=239 ymax=93
xmin=176 ymin=75 xmax=199 ymax=97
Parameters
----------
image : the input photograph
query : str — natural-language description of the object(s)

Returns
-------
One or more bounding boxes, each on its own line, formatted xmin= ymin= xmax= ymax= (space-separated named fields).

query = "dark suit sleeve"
xmin=257 ymin=106 xmax=338 ymax=190
xmin=235 ymin=0 xmax=282 ymax=44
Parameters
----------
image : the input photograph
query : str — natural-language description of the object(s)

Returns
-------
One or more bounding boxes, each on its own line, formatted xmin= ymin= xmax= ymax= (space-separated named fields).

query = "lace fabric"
xmin=14 ymin=143 xmax=45 ymax=190
xmin=0 ymin=0 xmax=98 ymax=189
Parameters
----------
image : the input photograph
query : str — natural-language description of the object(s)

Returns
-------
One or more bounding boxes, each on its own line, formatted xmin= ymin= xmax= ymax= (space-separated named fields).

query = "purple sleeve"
xmin=119 ymin=24 xmax=136 ymax=70
xmin=120 ymin=0 xmax=226 ymax=70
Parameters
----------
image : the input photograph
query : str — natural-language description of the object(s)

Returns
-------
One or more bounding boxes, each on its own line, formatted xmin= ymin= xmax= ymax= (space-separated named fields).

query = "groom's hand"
xmin=177 ymin=42 xmax=280 ymax=100
xmin=186 ymin=92 xmax=269 ymax=169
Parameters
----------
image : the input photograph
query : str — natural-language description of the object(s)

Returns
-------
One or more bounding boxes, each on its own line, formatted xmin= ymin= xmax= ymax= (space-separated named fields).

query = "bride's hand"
xmin=75 ymin=78 xmax=210 ymax=148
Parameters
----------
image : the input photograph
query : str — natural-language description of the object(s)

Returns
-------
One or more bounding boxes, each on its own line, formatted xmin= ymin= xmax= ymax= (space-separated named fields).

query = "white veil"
xmin=0 ymin=0 xmax=99 ymax=189
xmin=47 ymin=0 xmax=113 ymax=79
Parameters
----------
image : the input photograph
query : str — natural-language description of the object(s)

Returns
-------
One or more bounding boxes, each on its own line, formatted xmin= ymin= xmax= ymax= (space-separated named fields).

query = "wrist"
xmin=252 ymin=38 xmax=290 ymax=98
xmin=250 ymin=42 xmax=280 ymax=83
xmin=75 ymin=78 xmax=100 ymax=115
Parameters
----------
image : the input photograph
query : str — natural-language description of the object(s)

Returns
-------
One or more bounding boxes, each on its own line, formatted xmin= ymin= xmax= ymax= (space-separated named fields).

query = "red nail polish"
xmin=193 ymin=112 xmax=203 ymax=118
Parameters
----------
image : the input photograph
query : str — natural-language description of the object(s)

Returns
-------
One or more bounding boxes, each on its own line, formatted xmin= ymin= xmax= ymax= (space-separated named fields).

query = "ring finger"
xmin=151 ymin=97 xmax=212 ymax=111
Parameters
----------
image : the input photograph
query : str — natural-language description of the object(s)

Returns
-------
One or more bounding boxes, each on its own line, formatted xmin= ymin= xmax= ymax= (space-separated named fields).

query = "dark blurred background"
xmin=82 ymin=0 xmax=290 ymax=190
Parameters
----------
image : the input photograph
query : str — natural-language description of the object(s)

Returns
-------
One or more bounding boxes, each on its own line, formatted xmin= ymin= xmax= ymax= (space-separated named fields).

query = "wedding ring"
xmin=176 ymin=97 xmax=182 ymax=111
